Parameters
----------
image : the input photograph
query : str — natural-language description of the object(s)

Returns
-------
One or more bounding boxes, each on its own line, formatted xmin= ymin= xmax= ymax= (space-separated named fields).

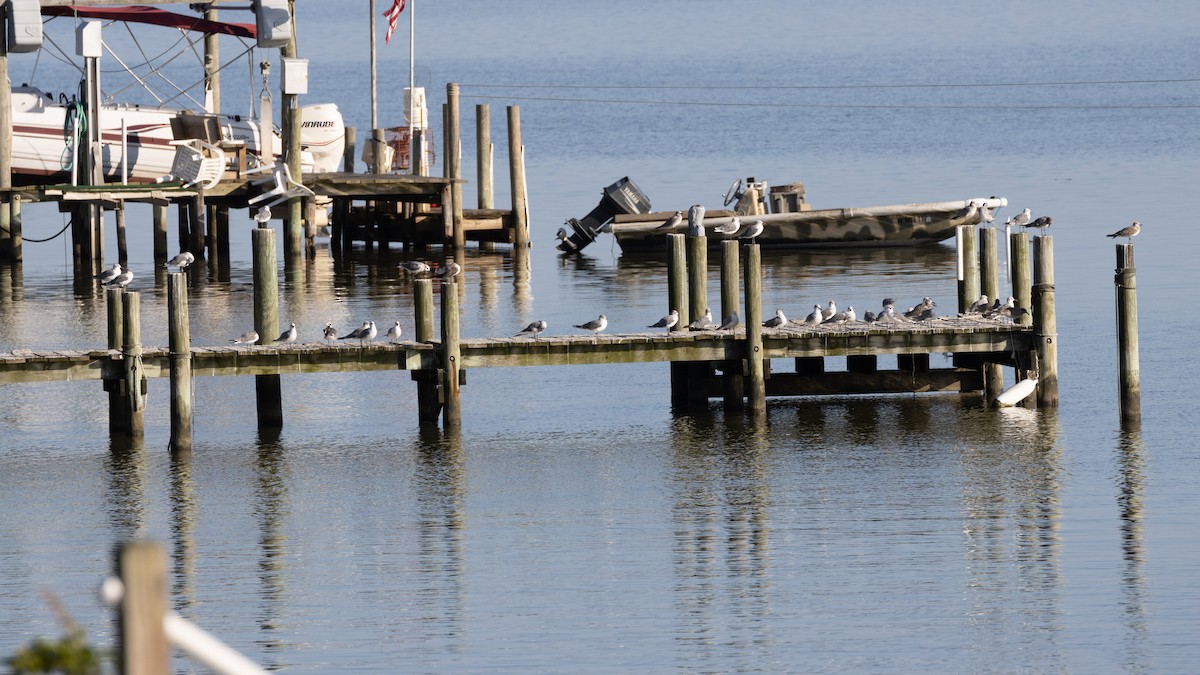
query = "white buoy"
xmin=996 ymin=377 xmax=1038 ymax=407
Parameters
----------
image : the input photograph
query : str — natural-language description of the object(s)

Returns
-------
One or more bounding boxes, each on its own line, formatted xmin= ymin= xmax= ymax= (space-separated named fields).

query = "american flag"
xmin=384 ymin=0 xmax=406 ymax=45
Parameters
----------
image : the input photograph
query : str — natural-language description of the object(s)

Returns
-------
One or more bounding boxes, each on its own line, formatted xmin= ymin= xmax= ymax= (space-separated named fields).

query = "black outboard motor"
xmin=557 ymin=176 xmax=652 ymax=253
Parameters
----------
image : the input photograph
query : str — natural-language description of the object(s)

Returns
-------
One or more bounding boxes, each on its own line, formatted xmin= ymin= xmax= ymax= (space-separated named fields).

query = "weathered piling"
xmin=979 ymin=227 xmax=1003 ymax=401
xmin=441 ymin=280 xmax=462 ymax=427
xmin=956 ymin=225 xmax=980 ymax=314
xmin=1009 ymin=231 xmax=1032 ymax=327
xmin=7 ymin=194 xmax=20 ymax=262
xmin=721 ymin=240 xmax=744 ymax=410
xmin=106 ymin=288 xmax=126 ymax=434
xmin=1115 ymin=244 xmax=1140 ymax=422
xmin=189 ymin=191 xmax=206 ymax=259
xmin=168 ymin=273 xmax=192 ymax=452
xmin=413 ymin=279 xmax=440 ymax=426
xmin=507 ymin=106 xmax=529 ymax=248
xmin=743 ymin=244 xmax=765 ymax=414
xmin=121 ymin=291 xmax=146 ymax=436
xmin=116 ymin=541 xmax=169 ymax=675
xmin=476 ymin=104 xmax=493 ymax=210
xmin=152 ymin=203 xmax=168 ymax=263
xmin=115 ymin=203 xmax=129 ymax=267
xmin=446 ymin=83 xmax=465 ymax=249
xmin=252 ymin=228 xmax=282 ymax=427
xmin=667 ymin=233 xmax=690 ymax=407
xmin=1032 ymin=236 xmax=1058 ymax=406
xmin=686 ymin=234 xmax=709 ymax=406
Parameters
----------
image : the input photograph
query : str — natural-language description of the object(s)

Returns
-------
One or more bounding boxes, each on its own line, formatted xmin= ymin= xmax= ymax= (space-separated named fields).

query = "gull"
xmin=821 ymin=299 xmax=837 ymax=322
xmin=687 ymin=204 xmax=706 ymax=238
xmin=364 ymin=321 xmax=378 ymax=341
xmin=982 ymin=298 xmax=1004 ymax=318
xmin=1006 ymin=207 xmax=1032 ymax=228
xmin=339 ymin=321 xmax=372 ymax=342
xmin=253 ymin=206 xmax=272 ymax=224
xmin=737 ymin=219 xmax=765 ymax=243
xmin=863 ymin=310 xmax=877 ymax=324
xmin=967 ymin=294 xmax=990 ymax=315
xmin=273 ymin=323 xmax=297 ymax=343
xmin=648 ymin=310 xmax=679 ymax=330
xmin=1107 ymin=221 xmax=1141 ymax=242
xmin=877 ymin=305 xmax=902 ymax=323
xmin=95 ymin=263 xmax=122 ymax=284
xmin=386 ymin=321 xmax=403 ymax=342
xmin=575 ymin=314 xmax=608 ymax=333
xmin=844 ymin=306 xmax=857 ymax=322
xmin=556 ymin=227 xmax=569 ymax=242
xmin=1026 ymin=216 xmax=1052 ymax=235
xmin=232 ymin=330 xmax=259 ymax=345
xmin=514 ymin=319 xmax=548 ymax=338
xmin=998 ymin=304 xmax=1029 ymax=322
xmin=904 ymin=297 xmax=934 ymax=320
xmin=717 ymin=311 xmax=740 ymax=331
xmin=828 ymin=309 xmax=850 ymax=324
xmin=323 ymin=323 xmax=337 ymax=341
xmin=804 ymin=304 xmax=825 ymax=325
xmin=400 ymin=260 xmax=430 ymax=275
xmin=687 ymin=308 xmax=714 ymax=331
xmin=915 ymin=305 xmax=937 ymax=321
xmin=763 ymin=309 xmax=787 ymax=328
xmin=713 ymin=216 xmax=740 ymax=236
xmin=986 ymin=297 xmax=1015 ymax=319
xmin=434 ymin=261 xmax=462 ymax=279
xmin=655 ymin=210 xmax=684 ymax=231
xmin=979 ymin=201 xmax=996 ymax=224
xmin=107 ymin=268 xmax=134 ymax=288
xmin=165 ymin=251 xmax=195 ymax=270
xmin=954 ymin=201 xmax=979 ymax=220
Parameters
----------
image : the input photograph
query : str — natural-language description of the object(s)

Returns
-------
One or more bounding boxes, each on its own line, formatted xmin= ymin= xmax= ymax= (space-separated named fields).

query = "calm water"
xmin=3 ymin=1 xmax=1199 ymax=672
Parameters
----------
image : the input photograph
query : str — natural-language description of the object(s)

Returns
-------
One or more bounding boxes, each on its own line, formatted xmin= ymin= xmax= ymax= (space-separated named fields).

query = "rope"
xmin=0 ymin=215 xmax=75 ymax=243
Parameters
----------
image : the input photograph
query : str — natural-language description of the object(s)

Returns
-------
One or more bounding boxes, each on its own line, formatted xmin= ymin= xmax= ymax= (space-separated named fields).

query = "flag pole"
xmin=370 ymin=0 xmax=378 ymax=130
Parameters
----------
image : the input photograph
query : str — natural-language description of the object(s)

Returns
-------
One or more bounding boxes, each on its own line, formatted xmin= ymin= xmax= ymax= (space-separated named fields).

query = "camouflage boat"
xmin=558 ymin=177 xmax=1007 ymax=253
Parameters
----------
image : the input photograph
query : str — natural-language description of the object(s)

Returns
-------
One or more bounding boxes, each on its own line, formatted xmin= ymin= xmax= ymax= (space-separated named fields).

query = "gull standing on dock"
xmin=165 ymin=251 xmax=195 ymax=270
xmin=687 ymin=308 xmax=715 ymax=331
xmin=821 ymin=300 xmax=838 ymax=322
xmin=967 ymin=294 xmax=990 ymax=315
xmin=434 ymin=261 xmax=462 ymax=280
xmin=273 ymin=323 xmax=297 ymax=343
xmin=717 ymin=311 xmax=740 ymax=331
xmin=763 ymin=309 xmax=787 ymax=328
xmin=655 ymin=210 xmax=683 ymax=231
xmin=1107 ymin=221 xmax=1141 ymax=242
xmin=107 ymin=268 xmax=134 ymax=288
xmin=323 ymin=323 xmax=337 ymax=341
xmin=713 ymin=217 xmax=740 ymax=236
xmin=738 ymin=219 xmax=764 ymax=243
xmin=386 ymin=321 xmax=403 ymax=342
xmin=232 ymin=330 xmax=259 ymax=345
xmin=339 ymin=321 xmax=376 ymax=343
xmin=687 ymin=204 xmax=706 ymax=238
xmin=400 ymin=260 xmax=430 ymax=275
xmin=985 ymin=297 xmax=1014 ymax=319
xmin=805 ymin=304 xmax=825 ymax=325
xmin=95 ymin=263 xmax=122 ymax=284
xmin=904 ymin=297 xmax=934 ymax=320
xmin=575 ymin=314 xmax=608 ymax=333
xmin=649 ymin=310 xmax=679 ymax=330
xmin=863 ymin=310 xmax=878 ymax=324
xmin=515 ymin=320 xmax=548 ymax=338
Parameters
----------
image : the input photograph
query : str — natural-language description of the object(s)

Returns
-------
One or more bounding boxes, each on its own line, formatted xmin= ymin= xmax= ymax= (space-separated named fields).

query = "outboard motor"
xmin=558 ymin=176 xmax=651 ymax=253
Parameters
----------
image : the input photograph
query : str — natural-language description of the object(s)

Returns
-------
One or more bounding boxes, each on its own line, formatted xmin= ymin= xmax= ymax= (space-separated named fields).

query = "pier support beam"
xmin=152 ymin=203 xmax=168 ymax=263
xmin=446 ymin=83 xmax=465 ymax=249
xmin=743 ymin=243 xmax=765 ymax=414
xmin=252 ymin=228 xmax=283 ymax=428
xmin=168 ymin=273 xmax=193 ymax=453
xmin=440 ymin=280 xmax=462 ymax=428
xmin=413 ymin=279 xmax=440 ymax=426
xmin=979 ymin=227 xmax=1004 ymax=401
xmin=507 ymin=105 xmax=529 ymax=248
xmin=720 ymin=240 xmax=744 ymax=410
xmin=1115 ymin=244 xmax=1140 ymax=422
xmin=956 ymin=225 xmax=980 ymax=314
xmin=1009 ymin=231 xmax=1032 ymax=328
xmin=477 ymin=104 xmax=493 ymax=209
xmin=686 ymin=234 xmax=709 ymax=407
xmin=667 ymin=234 xmax=690 ymax=407
xmin=121 ymin=291 xmax=146 ymax=436
xmin=1033 ymin=236 xmax=1058 ymax=407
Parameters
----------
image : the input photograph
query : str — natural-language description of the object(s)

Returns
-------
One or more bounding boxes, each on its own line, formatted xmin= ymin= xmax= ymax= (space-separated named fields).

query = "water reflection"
xmin=106 ymin=435 xmax=149 ymax=543
xmin=410 ymin=427 xmax=467 ymax=642
xmin=1115 ymin=422 xmax=1147 ymax=670
xmin=253 ymin=428 xmax=290 ymax=659
xmin=169 ymin=448 xmax=198 ymax=613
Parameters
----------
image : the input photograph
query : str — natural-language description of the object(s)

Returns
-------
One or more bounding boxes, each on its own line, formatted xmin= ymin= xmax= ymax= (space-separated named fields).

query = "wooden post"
xmin=168 ymin=273 xmax=192 ymax=453
xmin=476 ymin=104 xmax=493 ymax=209
xmin=979 ymin=227 xmax=1003 ymax=401
xmin=117 ymin=542 xmax=169 ymax=675
xmin=667 ymin=233 xmax=690 ymax=407
xmin=440 ymin=280 xmax=462 ymax=428
xmin=744 ymin=244 xmax=765 ymax=414
xmin=115 ymin=203 xmax=129 ymax=267
xmin=1115 ymin=244 xmax=1140 ymax=422
xmin=121 ymin=291 xmax=146 ymax=436
xmin=9 ymin=194 xmax=20 ymax=262
xmin=956 ymin=225 xmax=979 ymax=314
xmin=1033 ymin=236 xmax=1058 ymax=407
xmin=686 ymin=234 xmax=709 ymax=406
xmin=215 ymin=204 xmax=230 ymax=271
xmin=720 ymin=240 xmax=744 ymax=410
xmin=413 ymin=279 xmax=440 ymax=426
xmin=107 ymin=288 xmax=126 ymax=435
xmin=252 ymin=228 xmax=282 ymax=427
xmin=0 ymin=196 xmax=9 ymax=260
xmin=152 ymin=203 xmax=168 ymax=263
xmin=446 ymin=84 xmax=465 ymax=249
xmin=176 ymin=201 xmax=190 ymax=254
xmin=0 ymin=6 xmax=11 ymax=261
xmin=189 ymin=191 xmax=206 ymax=259
xmin=203 ymin=5 xmax=221 ymax=115
xmin=343 ymin=126 xmax=357 ymax=172
xmin=1009 ymin=231 xmax=1032 ymax=327
xmin=282 ymin=35 xmax=304 ymax=262
xmin=507 ymin=106 xmax=529 ymax=248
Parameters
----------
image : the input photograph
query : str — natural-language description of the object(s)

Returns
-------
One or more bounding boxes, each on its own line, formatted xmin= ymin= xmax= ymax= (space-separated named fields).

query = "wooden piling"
xmin=667 ymin=234 xmax=690 ymax=407
xmin=252 ymin=228 xmax=283 ymax=427
xmin=956 ymin=225 xmax=979 ymax=314
xmin=1115 ymin=244 xmax=1140 ymax=422
xmin=744 ymin=244 xmax=765 ymax=414
xmin=476 ymin=104 xmax=493 ymax=209
xmin=507 ymin=106 xmax=529 ymax=248
xmin=168 ymin=273 xmax=192 ymax=453
xmin=446 ymin=83 xmax=465 ymax=250
xmin=215 ymin=204 xmax=230 ymax=270
xmin=979 ymin=227 xmax=1003 ymax=401
xmin=721 ymin=240 xmax=744 ymax=410
xmin=441 ymin=280 xmax=462 ymax=428
xmin=152 ymin=203 xmax=168 ymax=263
xmin=115 ymin=203 xmax=129 ymax=267
xmin=176 ymin=201 xmax=191 ymax=255
xmin=0 ymin=14 xmax=10 ymax=262
xmin=121 ymin=291 xmax=146 ymax=436
xmin=1009 ymin=231 xmax=1032 ymax=327
xmin=1033 ymin=236 xmax=1058 ymax=406
xmin=413 ymin=279 xmax=440 ymax=426
xmin=106 ymin=288 xmax=126 ymax=434
xmin=117 ymin=541 xmax=169 ymax=675
xmin=686 ymin=234 xmax=709 ymax=406
xmin=189 ymin=191 xmax=206 ymax=258
xmin=8 ymin=194 xmax=20 ymax=262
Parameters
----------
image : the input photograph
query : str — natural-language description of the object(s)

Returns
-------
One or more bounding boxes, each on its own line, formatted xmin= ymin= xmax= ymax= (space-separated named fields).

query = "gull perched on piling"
xmin=273 ymin=323 xmax=297 ymax=343
xmin=515 ymin=319 xmax=548 ymax=338
xmin=713 ymin=216 xmax=740 ymax=236
xmin=655 ymin=210 xmax=683 ymax=231
xmin=434 ymin=261 xmax=462 ymax=279
xmin=107 ymin=268 xmax=134 ymax=288
xmin=232 ymin=330 xmax=259 ymax=345
xmin=95 ymin=263 xmax=122 ymax=284
xmin=738 ymin=220 xmax=764 ymax=243
xmin=648 ymin=310 xmax=679 ymax=330
xmin=763 ymin=309 xmax=787 ymax=328
xmin=387 ymin=321 xmax=403 ymax=342
xmin=166 ymin=251 xmax=195 ymax=270
xmin=400 ymin=260 xmax=430 ymax=275
xmin=687 ymin=308 xmax=715 ymax=331
xmin=1107 ymin=221 xmax=1141 ymax=242
xmin=979 ymin=201 xmax=996 ymax=224
xmin=575 ymin=314 xmax=607 ymax=333
xmin=1006 ymin=208 xmax=1032 ymax=228
xmin=1026 ymin=216 xmax=1052 ymax=235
